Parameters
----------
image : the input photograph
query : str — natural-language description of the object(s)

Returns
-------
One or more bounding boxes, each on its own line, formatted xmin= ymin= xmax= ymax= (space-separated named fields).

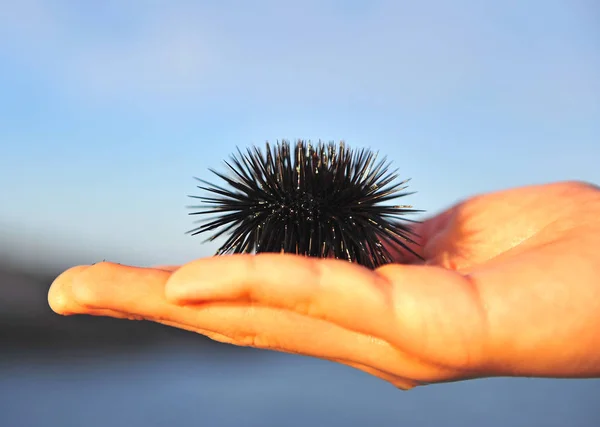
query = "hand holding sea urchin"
xmin=187 ymin=140 xmax=423 ymax=269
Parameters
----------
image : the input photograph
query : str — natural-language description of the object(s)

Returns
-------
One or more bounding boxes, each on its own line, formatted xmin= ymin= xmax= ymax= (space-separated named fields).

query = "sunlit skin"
xmin=48 ymin=181 xmax=600 ymax=389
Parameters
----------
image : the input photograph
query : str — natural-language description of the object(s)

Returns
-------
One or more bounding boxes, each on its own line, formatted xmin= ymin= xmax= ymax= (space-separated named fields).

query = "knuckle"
xmin=233 ymin=333 xmax=265 ymax=348
xmin=297 ymin=258 xmax=327 ymax=316
xmin=248 ymin=333 xmax=270 ymax=348
xmin=293 ymin=299 xmax=318 ymax=317
xmin=204 ymin=332 xmax=237 ymax=345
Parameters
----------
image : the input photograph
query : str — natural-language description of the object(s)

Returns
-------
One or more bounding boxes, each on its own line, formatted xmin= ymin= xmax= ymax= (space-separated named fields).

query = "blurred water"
xmin=1 ymin=345 xmax=598 ymax=427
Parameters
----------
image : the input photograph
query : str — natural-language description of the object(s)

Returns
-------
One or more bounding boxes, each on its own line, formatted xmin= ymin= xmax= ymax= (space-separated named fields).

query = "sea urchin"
xmin=187 ymin=140 xmax=423 ymax=269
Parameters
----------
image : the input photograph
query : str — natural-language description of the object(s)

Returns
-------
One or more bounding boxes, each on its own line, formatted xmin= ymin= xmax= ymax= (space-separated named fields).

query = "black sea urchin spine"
xmin=187 ymin=140 xmax=423 ymax=269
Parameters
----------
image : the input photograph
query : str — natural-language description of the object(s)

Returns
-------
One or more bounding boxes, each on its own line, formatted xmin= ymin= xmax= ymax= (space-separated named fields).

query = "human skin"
xmin=48 ymin=181 xmax=600 ymax=390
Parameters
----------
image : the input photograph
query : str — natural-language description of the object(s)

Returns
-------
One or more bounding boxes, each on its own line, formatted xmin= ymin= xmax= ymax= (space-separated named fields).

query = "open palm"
xmin=48 ymin=181 xmax=600 ymax=389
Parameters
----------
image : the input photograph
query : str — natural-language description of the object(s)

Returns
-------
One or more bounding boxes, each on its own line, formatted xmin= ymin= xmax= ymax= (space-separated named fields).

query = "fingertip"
xmin=48 ymin=265 xmax=91 ymax=315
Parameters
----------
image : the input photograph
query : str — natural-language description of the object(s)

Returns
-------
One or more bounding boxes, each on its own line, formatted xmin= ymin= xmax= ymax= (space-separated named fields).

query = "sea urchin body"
xmin=187 ymin=140 xmax=422 ymax=269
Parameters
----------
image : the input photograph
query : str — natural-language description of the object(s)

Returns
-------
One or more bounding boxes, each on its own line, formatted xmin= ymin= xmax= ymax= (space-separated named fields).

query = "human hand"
xmin=47 ymin=181 xmax=600 ymax=389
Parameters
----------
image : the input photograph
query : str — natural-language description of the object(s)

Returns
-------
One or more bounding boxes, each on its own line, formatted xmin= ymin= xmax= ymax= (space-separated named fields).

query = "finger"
xmin=69 ymin=262 xmax=177 ymax=317
xmin=48 ymin=265 xmax=413 ymax=386
xmin=49 ymin=262 xmax=462 ymax=383
xmin=165 ymin=253 xmax=486 ymax=371
xmin=62 ymin=261 xmax=375 ymax=358
xmin=53 ymin=261 xmax=484 ymax=378
xmin=48 ymin=264 xmax=148 ymax=321
xmin=49 ymin=262 xmax=242 ymax=342
xmin=49 ymin=264 xmax=163 ymax=320
xmin=165 ymin=254 xmax=399 ymax=341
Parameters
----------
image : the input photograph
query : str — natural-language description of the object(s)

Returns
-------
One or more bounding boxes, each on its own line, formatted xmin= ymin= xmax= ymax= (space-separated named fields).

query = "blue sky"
xmin=0 ymin=0 xmax=598 ymax=268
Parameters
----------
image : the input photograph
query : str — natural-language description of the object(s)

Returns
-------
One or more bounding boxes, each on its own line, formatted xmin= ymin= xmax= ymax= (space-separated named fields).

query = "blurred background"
xmin=1 ymin=1 xmax=599 ymax=426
